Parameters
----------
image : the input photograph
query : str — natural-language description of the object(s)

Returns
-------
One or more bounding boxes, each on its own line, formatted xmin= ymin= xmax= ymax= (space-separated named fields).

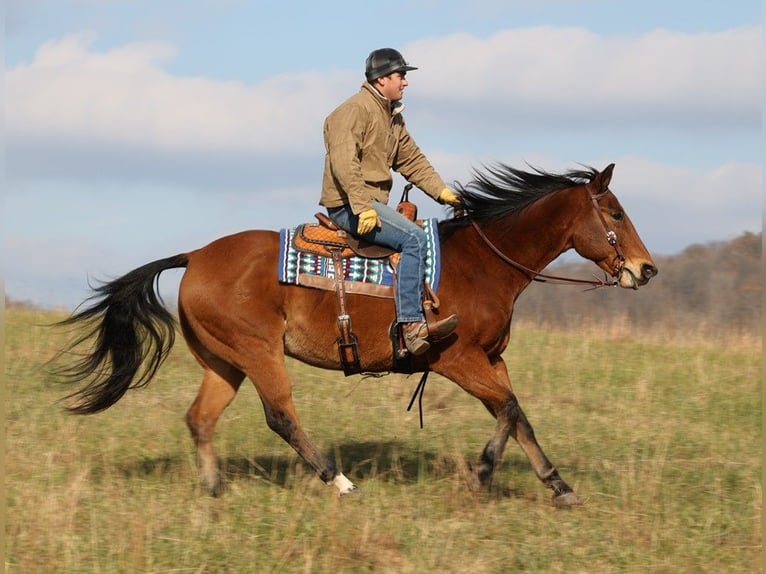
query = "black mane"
xmin=451 ymin=163 xmax=599 ymax=224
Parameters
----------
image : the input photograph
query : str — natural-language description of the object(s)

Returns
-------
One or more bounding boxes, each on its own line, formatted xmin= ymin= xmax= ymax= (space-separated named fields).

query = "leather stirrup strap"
xmin=422 ymin=282 xmax=443 ymax=338
xmin=423 ymin=282 xmax=440 ymax=309
xmin=330 ymin=249 xmax=362 ymax=375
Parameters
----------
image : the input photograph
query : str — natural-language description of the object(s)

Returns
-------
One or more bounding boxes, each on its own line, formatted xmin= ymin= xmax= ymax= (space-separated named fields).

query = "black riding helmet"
xmin=365 ymin=48 xmax=418 ymax=82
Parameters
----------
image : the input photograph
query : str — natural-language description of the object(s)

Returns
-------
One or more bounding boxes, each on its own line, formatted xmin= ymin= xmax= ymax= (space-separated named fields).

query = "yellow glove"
xmin=438 ymin=187 xmax=461 ymax=206
xmin=357 ymin=208 xmax=380 ymax=235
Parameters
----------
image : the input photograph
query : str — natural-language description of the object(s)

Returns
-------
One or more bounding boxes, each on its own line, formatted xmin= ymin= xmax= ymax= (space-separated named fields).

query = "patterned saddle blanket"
xmin=277 ymin=218 xmax=441 ymax=298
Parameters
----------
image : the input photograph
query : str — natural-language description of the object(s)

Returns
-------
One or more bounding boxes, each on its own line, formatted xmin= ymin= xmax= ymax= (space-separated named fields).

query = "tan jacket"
xmin=320 ymin=83 xmax=446 ymax=214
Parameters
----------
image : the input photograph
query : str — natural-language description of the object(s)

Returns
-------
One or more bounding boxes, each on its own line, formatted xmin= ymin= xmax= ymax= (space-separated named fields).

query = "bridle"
xmin=588 ymin=187 xmax=626 ymax=272
xmin=467 ymin=188 xmax=626 ymax=290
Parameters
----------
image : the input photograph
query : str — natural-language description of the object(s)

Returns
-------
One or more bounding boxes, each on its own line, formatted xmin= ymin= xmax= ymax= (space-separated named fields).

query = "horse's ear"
xmin=592 ymin=163 xmax=615 ymax=193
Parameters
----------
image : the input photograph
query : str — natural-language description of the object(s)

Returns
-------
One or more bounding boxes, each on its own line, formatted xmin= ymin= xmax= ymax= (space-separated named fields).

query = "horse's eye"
xmin=611 ymin=211 xmax=623 ymax=221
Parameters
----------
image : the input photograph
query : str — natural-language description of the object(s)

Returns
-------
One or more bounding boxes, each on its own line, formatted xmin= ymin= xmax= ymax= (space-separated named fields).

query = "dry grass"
xmin=514 ymin=316 xmax=762 ymax=351
xmin=5 ymin=306 xmax=762 ymax=573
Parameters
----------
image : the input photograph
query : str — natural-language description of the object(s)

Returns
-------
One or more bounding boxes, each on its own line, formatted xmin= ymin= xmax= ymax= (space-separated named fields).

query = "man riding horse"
xmin=320 ymin=48 xmax=460 ymax=356
xmin=54 ymin=46 xmax=658 ymax=505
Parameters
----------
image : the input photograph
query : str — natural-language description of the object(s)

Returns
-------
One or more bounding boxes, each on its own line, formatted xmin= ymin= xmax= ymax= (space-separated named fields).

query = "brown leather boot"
xmin=402 ymin=314 xmax=459 ymax=356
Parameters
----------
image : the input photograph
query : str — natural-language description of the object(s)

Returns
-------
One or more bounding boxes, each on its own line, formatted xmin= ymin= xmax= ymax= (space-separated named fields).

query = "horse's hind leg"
xmin=185 ymin=361 xmax=245 ymax=496
xmin=245 ymin=351 xmax=358 ymax=496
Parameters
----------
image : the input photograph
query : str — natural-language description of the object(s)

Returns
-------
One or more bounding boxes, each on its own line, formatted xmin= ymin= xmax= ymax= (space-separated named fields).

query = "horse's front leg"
xmin=439 ymin=354 xmax=580 ymax=506
xmin=243 ymin=346 xmax=359 ymax=497
xmin=487 ymin=356 xmax=580 ymax=505
xmin=259 ymin=399 xmax=359 ymax=496
xmin=498 ymin=395 xmax=580 ymax=506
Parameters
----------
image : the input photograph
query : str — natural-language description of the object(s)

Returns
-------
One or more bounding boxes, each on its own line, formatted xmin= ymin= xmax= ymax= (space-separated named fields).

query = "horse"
xmin=54 ymin=162 xmax=657 ymax=506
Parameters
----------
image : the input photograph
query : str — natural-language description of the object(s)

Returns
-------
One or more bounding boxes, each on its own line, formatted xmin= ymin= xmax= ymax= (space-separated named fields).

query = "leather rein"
xmin=468 ymin=189 xmax=626 ymax=290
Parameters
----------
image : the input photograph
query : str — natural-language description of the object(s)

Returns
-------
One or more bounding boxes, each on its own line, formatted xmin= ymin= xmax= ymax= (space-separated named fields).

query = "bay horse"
xmin=55 ymin=163 xmax=657 ymax=506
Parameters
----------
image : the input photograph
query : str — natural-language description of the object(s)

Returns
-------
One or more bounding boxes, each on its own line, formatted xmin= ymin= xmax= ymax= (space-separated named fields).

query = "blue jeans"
xmin=327 ymin=201 xmax=426 ymax=323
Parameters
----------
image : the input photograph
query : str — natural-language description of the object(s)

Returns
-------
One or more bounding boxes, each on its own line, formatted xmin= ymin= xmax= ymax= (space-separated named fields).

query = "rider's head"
xmin=365 ymin=48 xmax=418 ymax=101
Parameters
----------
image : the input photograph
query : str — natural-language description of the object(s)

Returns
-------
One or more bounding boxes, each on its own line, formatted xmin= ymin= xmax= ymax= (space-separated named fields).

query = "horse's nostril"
xmin=642 ymin=264 xmax=658 ymax=279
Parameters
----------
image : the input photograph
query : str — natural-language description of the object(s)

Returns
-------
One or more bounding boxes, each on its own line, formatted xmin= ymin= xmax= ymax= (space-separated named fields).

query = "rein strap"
xmin=469 ymin=219 xmax=618 ymax=289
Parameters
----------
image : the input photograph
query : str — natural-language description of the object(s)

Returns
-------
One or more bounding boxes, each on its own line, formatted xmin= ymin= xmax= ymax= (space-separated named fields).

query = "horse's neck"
xmin=476 ymin=190 xmax=580 ymax=275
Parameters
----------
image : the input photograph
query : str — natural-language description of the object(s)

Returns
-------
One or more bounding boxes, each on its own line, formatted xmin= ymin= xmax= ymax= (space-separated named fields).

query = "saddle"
xmin=294 ymin=189 xmax=444 ymax=375
xmin=295 ymin=214 xmax=396 ymax=260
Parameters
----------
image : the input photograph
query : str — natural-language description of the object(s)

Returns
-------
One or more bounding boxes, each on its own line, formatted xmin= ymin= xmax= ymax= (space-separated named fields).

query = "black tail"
xmin=52 ymin=254 xmax=189 ymax=414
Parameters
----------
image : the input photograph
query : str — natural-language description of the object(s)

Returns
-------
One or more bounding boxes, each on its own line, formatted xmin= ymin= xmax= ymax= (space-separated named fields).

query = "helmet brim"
xmin=366 ymin=64 xmax=418 ymax=82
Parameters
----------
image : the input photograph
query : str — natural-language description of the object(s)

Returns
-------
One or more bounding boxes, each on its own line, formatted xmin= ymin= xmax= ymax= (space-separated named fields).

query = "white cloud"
xmin=408 ymin=25 xmax=761 ymax=126
xmin=7 ymin=24 xmax=760 ymax=164
xmin=608 ymin=156 xmax=761 ymax=209
xmin=7 ymin=33 xmax=355 ymax=156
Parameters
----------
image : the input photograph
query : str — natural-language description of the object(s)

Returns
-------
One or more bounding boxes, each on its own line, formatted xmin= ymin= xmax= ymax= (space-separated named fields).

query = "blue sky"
xmin=5 ymin=0 xmax=763 ymax=309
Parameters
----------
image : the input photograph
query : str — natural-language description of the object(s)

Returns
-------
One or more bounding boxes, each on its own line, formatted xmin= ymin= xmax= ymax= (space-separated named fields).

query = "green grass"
xmin=5 ymin=307 xmax=762 ymax=573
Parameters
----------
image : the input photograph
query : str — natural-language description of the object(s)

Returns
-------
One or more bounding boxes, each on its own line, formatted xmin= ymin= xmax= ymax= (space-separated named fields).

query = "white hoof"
xmin=329 ymin=473 xmax=359 ymax=496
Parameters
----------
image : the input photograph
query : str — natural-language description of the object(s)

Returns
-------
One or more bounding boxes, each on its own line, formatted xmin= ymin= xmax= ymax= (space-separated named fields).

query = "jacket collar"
xmin=361 ymin=82 xmax=405 ymax=116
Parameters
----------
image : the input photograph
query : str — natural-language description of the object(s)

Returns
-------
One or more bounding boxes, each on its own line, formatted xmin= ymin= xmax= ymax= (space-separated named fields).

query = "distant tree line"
xmin=513 ymin=232 xmax=762 ymax=339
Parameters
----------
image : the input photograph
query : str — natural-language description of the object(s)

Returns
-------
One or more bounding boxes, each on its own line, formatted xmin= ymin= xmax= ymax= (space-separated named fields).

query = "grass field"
xmin=5 ymin=306 xmax=762 ymax=573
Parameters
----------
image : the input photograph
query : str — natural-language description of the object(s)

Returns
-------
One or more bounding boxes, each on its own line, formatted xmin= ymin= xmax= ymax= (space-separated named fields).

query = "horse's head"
xmin=449 ymin=161 xmax=657 ymax=290
xmin=572 ymin=164 xmax=657 ymax=289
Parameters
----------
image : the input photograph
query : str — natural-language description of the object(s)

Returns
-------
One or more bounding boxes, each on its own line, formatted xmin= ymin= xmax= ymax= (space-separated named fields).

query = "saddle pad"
xmin=278 ymin=218 xmax=441 ymax=297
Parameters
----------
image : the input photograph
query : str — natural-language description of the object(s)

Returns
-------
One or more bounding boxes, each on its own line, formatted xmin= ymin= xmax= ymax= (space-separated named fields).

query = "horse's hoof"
xmin=552 ymin=491 xmax=581 ymax=507
xmin=205 ymin=482 xmax=226 ymax=497
xmin=339 ymin=485 xmax=362 ymax=498
xmin=330 ymin=473 xmax=359 ymax=497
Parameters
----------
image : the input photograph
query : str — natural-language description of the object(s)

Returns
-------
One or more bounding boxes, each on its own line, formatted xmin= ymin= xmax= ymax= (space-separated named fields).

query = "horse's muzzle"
xmin=619 ymin=262 xmax=658 ymax=289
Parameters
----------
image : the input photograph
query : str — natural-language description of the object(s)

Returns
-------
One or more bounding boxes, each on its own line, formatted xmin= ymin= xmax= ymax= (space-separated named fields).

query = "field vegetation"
xmin=5 ymin=233 xmax=762 ymax=572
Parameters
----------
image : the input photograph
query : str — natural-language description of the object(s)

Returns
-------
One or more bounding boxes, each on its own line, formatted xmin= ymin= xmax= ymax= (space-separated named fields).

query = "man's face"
xmin=376 ymin=71 xmax=408 ymax=101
